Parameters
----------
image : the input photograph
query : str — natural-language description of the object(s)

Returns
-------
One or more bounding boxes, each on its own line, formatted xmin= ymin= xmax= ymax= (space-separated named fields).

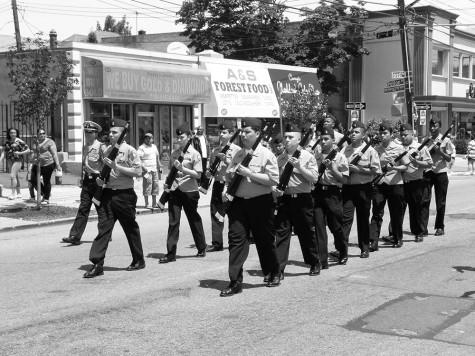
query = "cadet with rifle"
xmin=399 ymin=124 xmax=433 ymax=242
xmin=203 ymin=124 xmax=241 ymax=252
xmin=421 ymin=119 xmax=454 ymax=237
xmin=313 ymin=127 xmax=349 ymax=266
xmin=159 ymin=125 xmax=207 ymax=264
xmin=84 ymin=119 xmax=145 ymax=278
xmin=342 ymin=121 xmax=381 ymax=259
xmin=220 ymin=119 xmax=280 ymax=297
xmin=274 ymin=123 xmax=320 ymax=277
xmin=369 ymin=120 xmax=408 ymax=250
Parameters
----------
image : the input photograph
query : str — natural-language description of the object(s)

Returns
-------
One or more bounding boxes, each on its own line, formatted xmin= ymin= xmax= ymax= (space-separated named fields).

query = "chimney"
xmin=49 ymin=29 xmax=57 ymax=49
xmin=138 ymin=30 xmax=146 ymax=35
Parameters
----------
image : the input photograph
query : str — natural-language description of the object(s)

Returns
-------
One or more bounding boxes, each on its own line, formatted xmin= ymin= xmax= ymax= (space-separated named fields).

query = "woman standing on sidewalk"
xmin=30 ymin=129 xmax=62 ymax=205
xmin=0 ymin=128 xmax=30 ymax=200
xmin=137 ymin=133 xmax=162 ymax=208
xmin=466 ymin=134 xmax=475 ymax=175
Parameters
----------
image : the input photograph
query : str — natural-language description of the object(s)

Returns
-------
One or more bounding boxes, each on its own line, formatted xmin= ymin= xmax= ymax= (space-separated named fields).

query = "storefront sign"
xmin=268 ymin=68 xmax=320 ymax=100
xmin=82 ymin=57 xmax=211 ymax=104
xmin=203 ymin=62 xmax=280 ymax=118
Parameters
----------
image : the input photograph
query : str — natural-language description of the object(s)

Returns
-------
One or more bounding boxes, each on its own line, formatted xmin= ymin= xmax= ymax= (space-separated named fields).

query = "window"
xmin=432 ymin=49 xmax=446 ymax=76
xmin=462 ymin=55 xmax=470 ymax=78
xmin=453 ymin=53 xmax=460 ymax=77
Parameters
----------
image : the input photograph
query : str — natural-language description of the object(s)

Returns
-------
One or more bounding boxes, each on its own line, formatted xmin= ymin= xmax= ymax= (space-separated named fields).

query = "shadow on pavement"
xmin=78 ymin=264 xmax=126 ymax=272
xmin=146 ymin=252 xmax=199 ymax=260
xmin=199 ymin=279 xmax=264 ymax=291
xmin=453 ymin=265 xmax=475 ymax=273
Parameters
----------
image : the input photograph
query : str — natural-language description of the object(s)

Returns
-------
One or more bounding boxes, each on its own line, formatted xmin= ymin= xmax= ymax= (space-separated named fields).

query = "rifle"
xmin=349 ymin=136 xmax=375 ymax=166
xmin=157 ymin=137 xmax=194 ymax=210
xmin=273 ymin=125 xmax=315 ymax=215
xmin=199 ymin=129 xmax=241 ymax=194
xmin=316 ymin=131 xmax=350 ymax=184
xmin=371 ymin=136 xmax=431 ymax=186
xmin=309 ymin=136 xmax=322 ymax=153
xmin=223 ymin=123 xmax=272 ymax=203
xmin=428 ymin=122 xmax=455 ymax=154
xmin=92 ymin=122 xmax=129 ymax=206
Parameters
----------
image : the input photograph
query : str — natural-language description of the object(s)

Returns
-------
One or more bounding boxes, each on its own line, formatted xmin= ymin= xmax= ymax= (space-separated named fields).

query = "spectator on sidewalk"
xmin=467 ymin=134 xmax=475 ymax=175
xmin=62 ymin=121 xmax=105 ymax=245
xmin=447 ymin=134 xmax=456 ymax=175
xmin=0 ymin=128 xmax=30 ymax=200
xmin=30 ymin=129 xmax=62 ymax=205
xmin=137 ymin=133 xmax=163 ymax=208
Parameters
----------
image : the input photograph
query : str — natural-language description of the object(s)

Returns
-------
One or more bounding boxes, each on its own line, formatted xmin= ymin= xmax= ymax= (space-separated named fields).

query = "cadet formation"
xmin=62 ymin=115 xmax=453 ymax=297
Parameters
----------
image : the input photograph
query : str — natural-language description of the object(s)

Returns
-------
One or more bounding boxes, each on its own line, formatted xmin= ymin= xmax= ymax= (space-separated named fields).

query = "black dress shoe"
xmin=83 ymin=264 xmax=103 ymax=278
xmin=321 ymin=261 xmax=329 ymax=270
xmin=434 ymin=228 xmax=445 ymax=236
xmin=338 ymin=256 xmax=348 ymax=265
xmin=196 ymin=250 xmax=206 ymax=257
xmin=267 ymin=274 xmax=281 ymax=287
xmin=309 ymin=264 xmax=321 ymax=276
xmin=205 ymin=245 xmax=223 ymax=252
xmin=360 ymin=251 xmax=369 ymax=258
xmin=126 ymin=260 xmax=146 ymax=271
xmin=263 ymin=273 xmax=271 ymax=283
xmin=159 ymin=256 xmax=176 ymax=264
xmin=62 ymin=236 xmax=80 ymax=245
xmin=395 ymin=240 xmax=403 ymax=248
xmin=369 ymin=242 xmax=379 ymax=252
xmin=415 ymin=235 xmax=424 ymax=243
xmin=220 ymin=281 xmax=242 ymax=297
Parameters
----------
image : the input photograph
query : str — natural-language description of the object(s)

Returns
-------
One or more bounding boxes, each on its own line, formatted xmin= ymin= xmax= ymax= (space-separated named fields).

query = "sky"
xmin=1 ymin=0 xmax=475 ymax=41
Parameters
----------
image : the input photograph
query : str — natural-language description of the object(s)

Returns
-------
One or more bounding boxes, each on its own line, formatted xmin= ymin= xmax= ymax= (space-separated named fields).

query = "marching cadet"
xmin=159 ymin=125 xmax=208 ymax=263
xmin=342 ymin=121 xmax=381 ymax=259
xmin=322 ymin=113 xmax=346 ymax=146
xmin=274 ymin=123 xmax=320 ymax=277
xmin=421 ymin=118 xmax=453 ymax=236
xmin=369 ymin=120 xmax=407 ymax=250
xmin=206 ymin=124 xmax=241 ymax=253
xmin=313 ymin=127 xmax=349 ymax=266
xmin=272 ymin=134 xmax=285 ymax=157
xmin=220 ymin=118 xmax=280 ymax=297
xmin=62 ymin=121 xmax=105 ymax=245
xmin=399 ymin=123 xmax=433 ymax=242
xmin=84 ymin=119 xmax=145 ymax=278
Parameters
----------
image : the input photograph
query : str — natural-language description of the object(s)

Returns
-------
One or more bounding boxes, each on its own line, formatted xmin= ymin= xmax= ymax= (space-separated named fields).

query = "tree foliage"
xmin=176 ymin=0 xmax=287 ymax=62
xmin=176 ymin=0 xmax=368 ymax=94
xmin=6 ymin=33 xmax=78 ymax=128
xmin=96 ymin=15 xmax=132 ymax=35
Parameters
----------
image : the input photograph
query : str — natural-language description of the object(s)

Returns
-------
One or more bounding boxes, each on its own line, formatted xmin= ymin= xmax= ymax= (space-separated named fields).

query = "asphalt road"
xmin=1 ymin=176 xmax=475 ymax=355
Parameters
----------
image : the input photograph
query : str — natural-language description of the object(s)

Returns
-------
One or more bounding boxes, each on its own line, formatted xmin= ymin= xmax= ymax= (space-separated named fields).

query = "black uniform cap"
xmin=241 ymin=118 xmax=262 ymax=130
xmin=321 ymin=127 xmax=334 ymax=138
xmin=351 ymin=121 xmax=366 ymax=130
xmin=399 ymin=123 xmax=412 ymax=132
xmin=111 ymin=118 xmax=128 ymax=128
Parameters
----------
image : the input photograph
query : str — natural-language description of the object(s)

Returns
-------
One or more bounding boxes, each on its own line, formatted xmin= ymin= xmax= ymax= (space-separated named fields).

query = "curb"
xmin=0 ymin=204 xmax=211 ymax=233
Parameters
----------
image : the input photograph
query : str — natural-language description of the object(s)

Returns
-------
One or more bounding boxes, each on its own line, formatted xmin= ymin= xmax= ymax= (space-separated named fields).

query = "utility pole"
xmin=397 ymin=0 xmax=414 ymax=127
xmin=11 ymin=0 xmax=21 ymax=50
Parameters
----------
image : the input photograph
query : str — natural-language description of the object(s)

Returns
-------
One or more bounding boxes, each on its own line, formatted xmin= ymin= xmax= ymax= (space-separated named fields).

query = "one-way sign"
xmin=415 ymin=103 xmax=432 ymax=110
xmin=345 ymin=102 xmax=366 ymax=110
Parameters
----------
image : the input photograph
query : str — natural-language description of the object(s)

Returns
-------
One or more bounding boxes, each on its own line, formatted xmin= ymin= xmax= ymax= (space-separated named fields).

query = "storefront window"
xmin=171 ymin=106 xmax=192 ymax=148
xmin=136 ymin=104 xmax=155 ymax=145
xmin=159 ymin=105 xmax=171 ymax=167
xmin=89 ymin=102 xmax=112 ymax=143
xmin=462 ymin=55 xmax=470 ymax=78
xmin=453 ymin=53 xmax=460 ymax=77
xmin=432 ymin=49 xmax=446 ymax=76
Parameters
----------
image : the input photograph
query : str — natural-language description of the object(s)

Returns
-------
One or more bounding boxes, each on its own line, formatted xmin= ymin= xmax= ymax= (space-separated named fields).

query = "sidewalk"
xmin=0 ymin=171 xmax=212 ymax=231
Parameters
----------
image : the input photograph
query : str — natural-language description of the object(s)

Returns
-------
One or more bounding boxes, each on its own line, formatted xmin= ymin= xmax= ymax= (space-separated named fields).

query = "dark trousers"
xmin=342 ymin=184 xmax=372 ymax=253
xmin=89 ymin=188 xmax=143 ymax=266
xmin=313 ymin=185 xmax=347 ymax=262
xmin=227 ymin=194 xmax=279 ymax=283
xmin=68 ymin=178 xmax=98 ymax=240
xmin=421 ymin=171 xmax=449 ymax=230
xmin=200 ymin=158 xmax=208 ymax=186
xmin=403 ymin=179 xmax=428 ymax=236
xmin=370 ymin=184 xmax=405 ymax=245
xmin=166 ymin=189 xmax=207 ymax=258
xmin=275 ymin=193 xmax=319 ymax=272
xmin=30 ymin=163 xmax=55 ymax=200
xmin=210 ymin=181 xmax=226 ymax=248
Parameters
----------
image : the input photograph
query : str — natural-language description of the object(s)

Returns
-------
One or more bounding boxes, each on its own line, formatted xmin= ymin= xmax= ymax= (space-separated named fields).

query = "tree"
xmin=96 ymin=15 xmax=132 ymax=35
xmin=292 ymin=0 xmax=369 ymax=94
xmin=176 ymin=0 xmax=369 ymax=94
xmin=87 ymin=31 xmax=98 ymax=43
xmin=176 ymin=0 xmax=287 ymax=62
xmin=6 ymin=33 xmax=78 ymax=207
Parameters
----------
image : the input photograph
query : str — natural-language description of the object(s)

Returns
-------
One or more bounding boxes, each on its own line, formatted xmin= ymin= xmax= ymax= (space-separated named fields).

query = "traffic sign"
xmin=345 ymin=102 xmax=366 ymax=110
xmin=420 ymin=110 xmax=427 ymax=125
xmin=415 ymin=103 xmax=432 ymax=110
xmin=384 ymin=78 xmax=412 ymax=93
xmin=392 ymin=71 xmax=410 ymax=79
